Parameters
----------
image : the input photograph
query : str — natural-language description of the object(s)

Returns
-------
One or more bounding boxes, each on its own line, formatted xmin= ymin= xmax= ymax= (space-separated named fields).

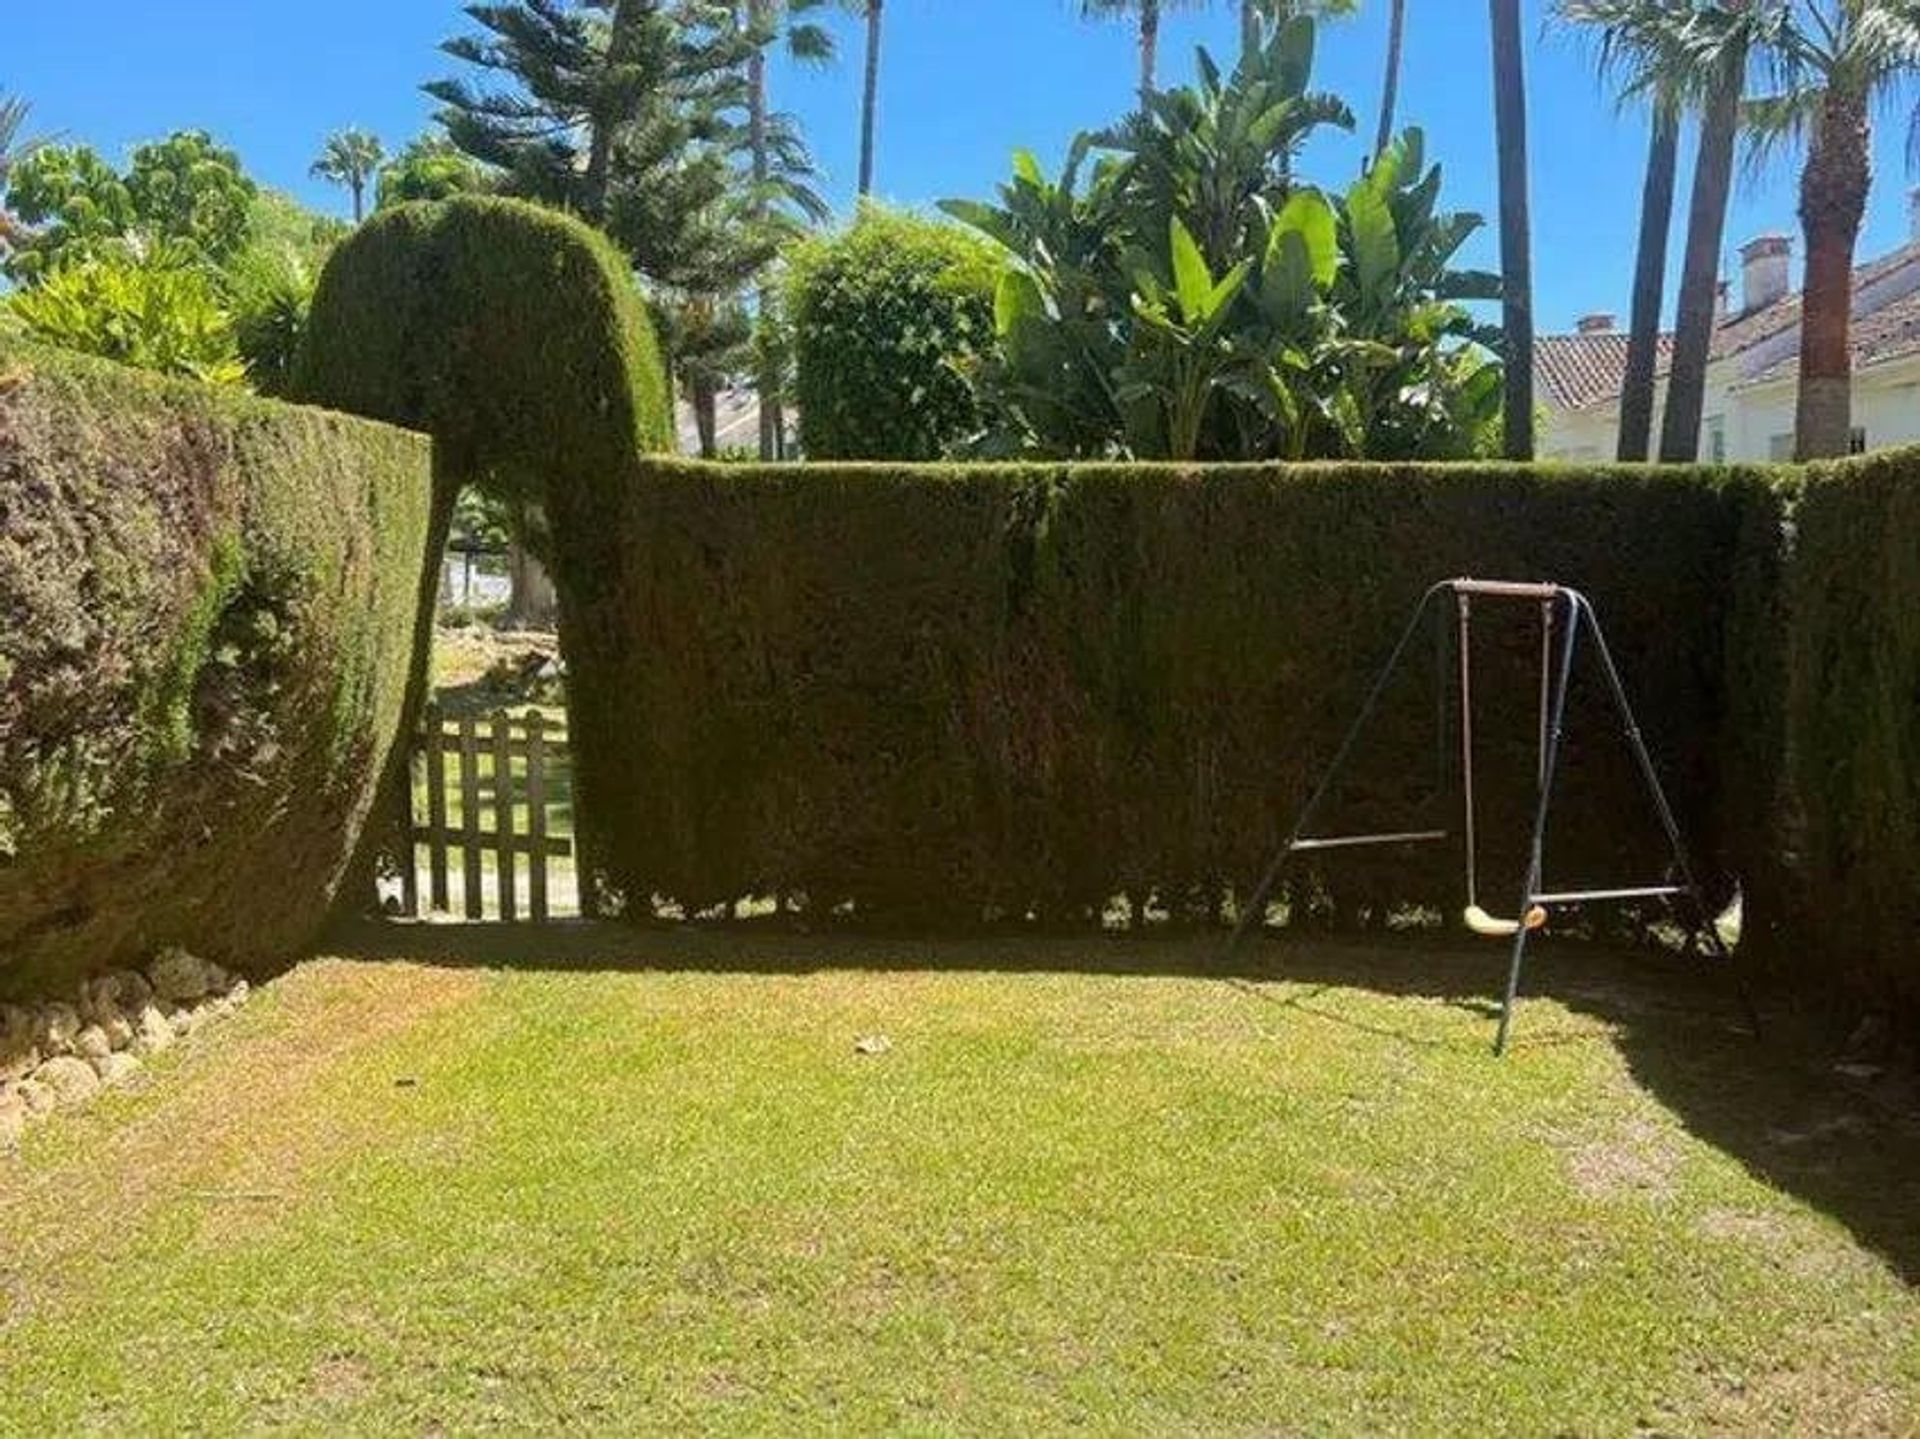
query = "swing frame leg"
xmin=1494 ymin=594 xmax=1582 ymax=1055
xmin=1229 ymin=589 xmax=1445 ymax=953
xmin=1581 ymin=601 xmax=1764 ymax=1040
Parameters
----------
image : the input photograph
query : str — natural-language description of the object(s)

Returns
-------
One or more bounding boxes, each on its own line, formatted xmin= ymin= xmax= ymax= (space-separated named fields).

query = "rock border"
xmin=1 ymin=948 xmax=250 ymax=1150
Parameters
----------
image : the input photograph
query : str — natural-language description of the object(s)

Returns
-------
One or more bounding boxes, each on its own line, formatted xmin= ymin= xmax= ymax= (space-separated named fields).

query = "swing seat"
xmin=1463 ymin=903 xmax=1548 ymax=939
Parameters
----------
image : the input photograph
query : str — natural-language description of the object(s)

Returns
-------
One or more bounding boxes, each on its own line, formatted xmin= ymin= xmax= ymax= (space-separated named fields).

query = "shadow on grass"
xmin=328 ymin=916 xmax=1920 ymax=1286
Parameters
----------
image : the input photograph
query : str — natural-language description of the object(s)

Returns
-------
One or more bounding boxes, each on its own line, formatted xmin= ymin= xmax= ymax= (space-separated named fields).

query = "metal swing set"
xmin=1231 ymin=577 xmax=1756 ymax=1054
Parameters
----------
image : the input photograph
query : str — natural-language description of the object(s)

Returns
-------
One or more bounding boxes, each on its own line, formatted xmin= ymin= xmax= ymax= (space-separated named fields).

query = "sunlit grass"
xmin=2 ymin=932 xmax=1915 ymax=1432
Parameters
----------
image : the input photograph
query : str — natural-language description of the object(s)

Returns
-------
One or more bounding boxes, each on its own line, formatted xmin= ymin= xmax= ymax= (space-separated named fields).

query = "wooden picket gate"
xmin=393 ymin=703 xmax=587 ymax=922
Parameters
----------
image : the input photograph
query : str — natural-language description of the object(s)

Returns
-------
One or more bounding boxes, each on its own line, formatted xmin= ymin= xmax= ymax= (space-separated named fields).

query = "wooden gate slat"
xmin=527 ymin=712 xmax=550 ymax=923
xmin=399 ymin=736 xmax=420 ymax=918
xmin=425 ymin=702 xmax=449 ymax=912
xmin=459 ymin=715 xmax=483 ymax=919
xmin=494 ymin=714 xmax=516 ymax=922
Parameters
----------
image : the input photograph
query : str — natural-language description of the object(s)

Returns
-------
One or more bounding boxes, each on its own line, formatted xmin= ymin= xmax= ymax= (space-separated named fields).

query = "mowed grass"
xmin=2 ymin=928 xmax=1917 ymax=1433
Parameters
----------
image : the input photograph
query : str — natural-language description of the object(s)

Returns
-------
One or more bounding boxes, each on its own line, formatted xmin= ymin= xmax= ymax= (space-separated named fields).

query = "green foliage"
xmin=376 ymin=135 xmax=489 ymax=209
xmin=7 ymin=130 xmax=263 ymax=283
xmin=577 ymin=454 xmax=1776 ymax=926
xmin=429 ymin=0 xmax=754 ymax=256
xmin=228 ymin=241 xmax=319 ymax=397
xmin=222 ymin=192 xmax=350 ymax=397
xmin=249 ymin=188 xmax=352 ymax=259
xmin=8 ymin=251 xmax=246 ymax=384
xmin=0 ymin=337 xmax=434 ymax=995
xmin=785 ymin=205 xmax=1001 ymax=459
xmin=3 ymin=143 xmax=138 ymax=280
xmin=943 ymin=25 xmax=1500 ymax=460
xmin=1785 ymin=450 xmax=1920 ymax=1014
xmin=124 ymin=131 xmax=257 ymax=265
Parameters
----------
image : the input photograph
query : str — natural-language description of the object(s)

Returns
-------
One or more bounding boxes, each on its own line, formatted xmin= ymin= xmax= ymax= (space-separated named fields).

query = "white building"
xmin=1538 ymin=193 xmax=1920 ymax=463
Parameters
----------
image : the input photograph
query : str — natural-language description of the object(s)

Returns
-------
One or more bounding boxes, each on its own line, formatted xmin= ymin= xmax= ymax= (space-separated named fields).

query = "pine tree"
xmin=429 ymin=0 xmax=742 ymax=233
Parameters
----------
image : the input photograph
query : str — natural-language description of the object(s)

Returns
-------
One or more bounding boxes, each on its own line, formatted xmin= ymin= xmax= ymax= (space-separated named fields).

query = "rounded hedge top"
xmin=294 ymin=195 xmax=673 ymax=501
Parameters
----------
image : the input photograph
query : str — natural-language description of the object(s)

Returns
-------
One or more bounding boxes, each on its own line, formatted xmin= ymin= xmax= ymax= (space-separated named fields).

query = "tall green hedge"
xmin=1786 ymin=451 xmax=1920 ymax=1016
xmin=577 ymin=456 xmax=1783 ymax=929
xmin=0 ymin=338 xmax=434 ymax=996
xmin=786 ymin=207 xmax=1000 ymax=460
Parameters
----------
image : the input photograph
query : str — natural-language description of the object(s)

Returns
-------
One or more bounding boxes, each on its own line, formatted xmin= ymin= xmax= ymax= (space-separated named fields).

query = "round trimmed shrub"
xmin=786 ymin=206 xmax=1000 ymax=460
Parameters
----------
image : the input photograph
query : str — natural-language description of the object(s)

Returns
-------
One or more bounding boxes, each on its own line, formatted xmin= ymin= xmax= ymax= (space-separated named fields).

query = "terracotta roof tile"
xmin=1533 ymin=331 xmax=1673 ymax=410
xmin=1542 ymin=240 xmax=1920 ymax=411
xmin=1737 ymin=287 xmax=1920 ymax=388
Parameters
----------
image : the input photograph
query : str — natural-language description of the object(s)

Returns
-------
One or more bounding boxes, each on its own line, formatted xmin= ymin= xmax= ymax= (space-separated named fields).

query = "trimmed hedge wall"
xmin=1786 ymin=451 xmax=1920 ymax=1016
xmin=0 ymin=338 xmax=434 ymax=996
xmin=580 ymin=457 xmax=1784 ymax=929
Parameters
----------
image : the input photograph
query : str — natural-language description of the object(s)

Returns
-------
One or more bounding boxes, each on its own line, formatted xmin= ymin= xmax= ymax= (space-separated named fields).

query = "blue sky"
xmin=8 ymin=0 xmax=1919 ymax=331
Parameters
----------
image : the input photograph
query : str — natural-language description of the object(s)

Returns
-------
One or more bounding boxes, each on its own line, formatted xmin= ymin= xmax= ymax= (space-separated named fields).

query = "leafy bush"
xmin=8 ymin=251 xmax=246 ymax=384
xmin=0 ymin=338 xmax=434 ymax=995
xmin=786 ymin=205 xmax=1000 ymax=460
xmin=576 ymin=455 xmax=1778 ymax=928
xmin=228 ymin=241 xmax=320 ymax=396
xmin=942 ymin=23 xmax=1500 ymax=461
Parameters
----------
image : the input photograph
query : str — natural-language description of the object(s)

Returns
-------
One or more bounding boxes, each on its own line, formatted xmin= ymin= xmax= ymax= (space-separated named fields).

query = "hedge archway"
xmin=294 ymin=196 xmax=674 ymax=904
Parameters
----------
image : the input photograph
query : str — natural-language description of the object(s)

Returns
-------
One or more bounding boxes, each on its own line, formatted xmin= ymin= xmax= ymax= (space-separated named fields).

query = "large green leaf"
xmin=1346 ymin=178 xmax=1399 ymax=309
xmin=938 ymin=198 xmax=1018 ymax=254
xmin=1169 ymin=216 xmax=1214 ymax=321
xmin=1275 ymin=190 xmax=1338 ymax=288
xmin=994 ymin=269 xmax=1046 ymax=337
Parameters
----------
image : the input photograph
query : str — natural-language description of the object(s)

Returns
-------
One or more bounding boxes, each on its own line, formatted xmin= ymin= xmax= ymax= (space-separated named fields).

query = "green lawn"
xmin=3 ymin=928 xmax=1916 ymax=1433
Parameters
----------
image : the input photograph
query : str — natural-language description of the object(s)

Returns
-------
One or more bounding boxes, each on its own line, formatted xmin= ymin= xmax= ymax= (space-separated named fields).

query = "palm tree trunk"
xmin=1794 ymin=84 xmax=1871 ymax=461
xmin=1374 ymin=0 xmax=1407 ymax=158
xmin=1618 ymin=104 xmax=1679 ymax=462
xmin=858 ymin=0 xmax=884 ymax=196
xmin=748 ymin=0 xmax=779 ymax=461
xmin=1139 ymin=0 xmax=1161 ymax=102
xmin=693 ymin=376 xmax=720 ymax=459
xmin=1659 ymin=43 xmax=1742 ymax=464
xmin=1488 ymin=0 xmax=1534 ymax=461
xmin=350 ymin=177 xmax=366 ymax=225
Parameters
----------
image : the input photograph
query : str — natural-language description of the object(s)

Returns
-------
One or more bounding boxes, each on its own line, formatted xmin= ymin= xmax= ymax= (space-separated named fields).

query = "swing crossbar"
xmin=1289 ymin=829 xmax=1448 ymax=853
xmin=1529 ymin=884 xmax=1685 ymax=905
xmin=1449 ymin=578 xmax=1562 ymax=600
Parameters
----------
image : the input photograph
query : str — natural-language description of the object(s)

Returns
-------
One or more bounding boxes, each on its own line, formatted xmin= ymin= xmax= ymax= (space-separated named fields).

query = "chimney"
xmin=1576 ymin=312 xmax=1616 ymax=335
xmin=1740 ymin=234 xmax=1792 ymax=312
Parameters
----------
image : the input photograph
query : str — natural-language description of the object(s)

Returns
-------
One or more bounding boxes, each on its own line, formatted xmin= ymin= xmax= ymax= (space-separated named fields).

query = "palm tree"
xmin=1489 ymin=0 xmax=1536 ymax=459
xmin=310 ymin=127 xmax=386 ymax=223
xmin=1081 ymin=0 xmax=1200 ymax=100
xmin=1739 ymin=3 xmax=1920 ymax=459
xmin=1656 ymin=6 xmax=1756 ymax=464
xmin=1239 ymin=0 xmax=1358 ymax=61
xmin=0 ymin=92 xmax=44 ymax=256
xmin=1558 ymin=0 xmax=1692 ymax=463
xmin=855 ymin=0 xmax=884 ymax=196
xmin=1375 ymin=0 xmax=1408 ymax=156
xmin=741 ymin=0 xmax=834 ymax=457
xmin=1617 ymin=101 xmax=1683 ymax=460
